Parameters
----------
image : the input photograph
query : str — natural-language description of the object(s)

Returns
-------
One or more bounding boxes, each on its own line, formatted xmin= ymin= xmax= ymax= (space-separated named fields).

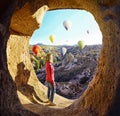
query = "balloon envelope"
xmin=60 ymin=47 xmax=67 ymax=56
xmin=49 ymin=35 xmax=55 ymax=43
xmin=78 ymin=41 xmax=85 ymax=49
xmin=63 ymin=20 xmax=72 ymax=30
xmin=87 ymin=30 xmax=89 ymax=34
xmin=32 ymin=45 xmax=41 ymax=55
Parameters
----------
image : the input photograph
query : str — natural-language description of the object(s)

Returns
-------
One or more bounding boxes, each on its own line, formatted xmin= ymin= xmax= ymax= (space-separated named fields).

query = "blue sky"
xmin=30 ymin=9 xmax=102 ymax=45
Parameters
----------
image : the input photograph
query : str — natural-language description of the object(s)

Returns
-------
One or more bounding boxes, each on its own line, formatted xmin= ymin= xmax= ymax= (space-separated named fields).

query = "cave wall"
xmin=7 ymin=34 xmax=48 ymax=103
xmin=0 ymin=1 xmax=38 ymax=116
xmin=10 ymin=3 xmax=48 ymax=35
xmin=0 ymin=0 xmax=120 ymax=116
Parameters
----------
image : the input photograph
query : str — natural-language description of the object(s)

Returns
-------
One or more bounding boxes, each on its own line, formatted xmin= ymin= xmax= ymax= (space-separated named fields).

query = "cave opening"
xmin=3 ymin=1 xmax=120 ymax=115
xmin=29 ymin=9 xmax=103 ymax=100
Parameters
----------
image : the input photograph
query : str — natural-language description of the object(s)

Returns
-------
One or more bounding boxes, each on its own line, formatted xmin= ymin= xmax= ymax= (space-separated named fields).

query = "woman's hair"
xmin=46 ymin=53 xmax=53 ymax=63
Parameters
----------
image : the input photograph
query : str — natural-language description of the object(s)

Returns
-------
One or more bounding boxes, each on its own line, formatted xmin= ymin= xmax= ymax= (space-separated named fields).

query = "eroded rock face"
xmin=10 ymin=3 xmax=48 ymax=35
xmin=0 ymin=0 xmax=120 ymax=116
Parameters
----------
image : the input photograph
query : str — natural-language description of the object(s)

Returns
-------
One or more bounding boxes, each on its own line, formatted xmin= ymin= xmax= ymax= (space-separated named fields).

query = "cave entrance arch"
xmin=1 ymin=1 xmax=119 ymax=116
xmin=29 ymin=9 xmax=102 ymax=100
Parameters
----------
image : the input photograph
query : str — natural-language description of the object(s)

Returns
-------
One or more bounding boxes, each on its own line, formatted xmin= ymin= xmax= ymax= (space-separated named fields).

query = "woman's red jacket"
xmin=45 ymin=62 xmax=55 ymax=85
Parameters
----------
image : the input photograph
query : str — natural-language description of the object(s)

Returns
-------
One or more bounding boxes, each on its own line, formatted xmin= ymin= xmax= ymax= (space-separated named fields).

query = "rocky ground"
xmin=34 ymin=44 xmax=102 ymax=99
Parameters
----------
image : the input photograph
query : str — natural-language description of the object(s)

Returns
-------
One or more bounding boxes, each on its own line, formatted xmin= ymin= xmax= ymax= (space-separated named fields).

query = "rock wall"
xmin=7 ymin=34 xmax=48 ymax=102
xmin=10 ymin=3 xmax=48 ymax=35
xmin=0 ymin=0 xmax=120 ymax=116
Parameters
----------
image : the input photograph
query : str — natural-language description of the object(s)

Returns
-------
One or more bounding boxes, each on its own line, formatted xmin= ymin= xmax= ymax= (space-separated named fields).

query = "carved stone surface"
xmin=0 ymin=0 xmax=120 ymax=116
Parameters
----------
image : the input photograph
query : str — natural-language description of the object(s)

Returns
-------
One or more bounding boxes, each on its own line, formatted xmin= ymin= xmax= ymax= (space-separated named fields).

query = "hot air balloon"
xmin=87 ymin=30 xmax=89 ymax=34
xmin=32 ymin=45 xmax=41 ymax=56
xmin=78 ymin=41 xmax=85 ymax=49
xmin=63 ymin=20 xmax=72 ymax=30
xmin=60 ymin=47 xmax=67 ymax=56
xmin=49 ymin=35 xmax=55 ymax=43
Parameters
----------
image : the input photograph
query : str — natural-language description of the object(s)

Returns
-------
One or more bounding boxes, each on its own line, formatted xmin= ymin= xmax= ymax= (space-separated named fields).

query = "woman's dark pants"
xmin=47 ymin=82 xmax=55 ymax=102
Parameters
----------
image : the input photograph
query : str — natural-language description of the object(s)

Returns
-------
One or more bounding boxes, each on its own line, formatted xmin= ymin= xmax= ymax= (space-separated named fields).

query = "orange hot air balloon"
xmin=32 ymin=45 xmax=41 ymax=56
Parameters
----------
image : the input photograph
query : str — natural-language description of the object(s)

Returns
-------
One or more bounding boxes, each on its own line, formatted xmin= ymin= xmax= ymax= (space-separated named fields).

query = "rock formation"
xmin=0 ymin=0 xmax=120 ymax=116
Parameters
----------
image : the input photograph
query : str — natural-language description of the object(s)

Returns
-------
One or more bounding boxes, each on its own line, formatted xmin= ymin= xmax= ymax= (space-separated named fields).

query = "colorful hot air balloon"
xmin=32 ymin=45 xmax=41 ymax=56
xmin=49 ymin=35 xmax=55 ymax=43
xmin=78 ymin=40 xmax=85 ymax=49
xmin=63 ymin=20 xmax=72 ymax=30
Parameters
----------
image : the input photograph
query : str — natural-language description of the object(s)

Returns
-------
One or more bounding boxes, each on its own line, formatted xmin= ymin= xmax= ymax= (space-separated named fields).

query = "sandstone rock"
xmin=1 ymin=0 xmax=120 ymax=116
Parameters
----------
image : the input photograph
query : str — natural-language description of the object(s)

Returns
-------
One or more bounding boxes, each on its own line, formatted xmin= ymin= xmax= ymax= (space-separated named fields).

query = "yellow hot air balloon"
xmin=49 ymin=35 xmax=55 ymax=43
xmin=78 ymin=40 xmax=85 ymax=49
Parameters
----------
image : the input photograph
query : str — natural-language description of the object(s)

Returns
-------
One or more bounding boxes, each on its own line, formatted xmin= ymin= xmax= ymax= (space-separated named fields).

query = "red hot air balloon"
xmin=32 ymin=45 xmax=41 ymax=56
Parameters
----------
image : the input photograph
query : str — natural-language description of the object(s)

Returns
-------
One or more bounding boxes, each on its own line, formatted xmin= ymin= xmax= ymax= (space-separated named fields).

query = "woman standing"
xmin=45 ymin=53 xmax=56 ymax=106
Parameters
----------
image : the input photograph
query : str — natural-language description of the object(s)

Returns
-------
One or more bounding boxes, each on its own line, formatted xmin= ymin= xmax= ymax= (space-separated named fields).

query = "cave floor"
xmin=17 ymin=90 xmax=74 ymax=114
